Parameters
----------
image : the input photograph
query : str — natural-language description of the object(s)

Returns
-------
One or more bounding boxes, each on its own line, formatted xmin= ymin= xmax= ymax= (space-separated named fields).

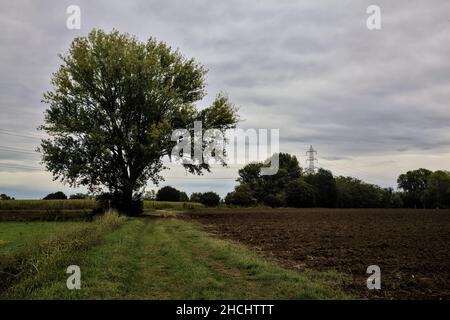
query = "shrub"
xmin=225 ymin=185 xmax=256 ymax=207
xmin=0 ymin=194 xmax=14 ymax=200
xmin=199 ymin=192 xmax=221 ymax=207
xmin=156 ymin=186 xmax=181 ymax=202
xmin=179 ymin=191 xmax=189 ymax=202
xmin=263 ymin=193 xmax=285 ymax=208
xmin=43 ymin=191 xmax=67 ymax=200
xmin=190 ymin=192 xmax=203 ymax=203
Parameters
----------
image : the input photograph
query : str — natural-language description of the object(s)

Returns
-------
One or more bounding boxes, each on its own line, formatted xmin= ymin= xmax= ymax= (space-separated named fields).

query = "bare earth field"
xmin=187 ymin=208 xmax=450 ymax=299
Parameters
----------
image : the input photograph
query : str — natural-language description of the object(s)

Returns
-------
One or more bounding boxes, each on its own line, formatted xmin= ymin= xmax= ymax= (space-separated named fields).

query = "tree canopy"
xmin=39 ymin=29 xmax=239 ymax=215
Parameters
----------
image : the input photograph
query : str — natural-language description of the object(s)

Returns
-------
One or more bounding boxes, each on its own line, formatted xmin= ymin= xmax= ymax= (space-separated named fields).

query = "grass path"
xmin=2 ymin=216 xmax=350 ymax=299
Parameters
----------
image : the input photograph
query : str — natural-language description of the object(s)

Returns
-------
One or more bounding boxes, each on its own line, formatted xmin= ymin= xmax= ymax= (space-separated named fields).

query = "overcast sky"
xmin=0 ymin=0 xmax=449 ymax=198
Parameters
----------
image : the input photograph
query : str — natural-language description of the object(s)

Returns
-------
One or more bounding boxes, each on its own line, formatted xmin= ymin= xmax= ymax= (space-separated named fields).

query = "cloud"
xmin=0 ymin=0 xmax=449 ymax=197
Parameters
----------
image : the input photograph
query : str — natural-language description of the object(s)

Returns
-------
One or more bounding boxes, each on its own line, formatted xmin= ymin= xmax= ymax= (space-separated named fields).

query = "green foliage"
xmin=397 ymin=168 xmax=432 ymax=208
xmin=188 ymin=191 xmax=220 ymax=207
xmin=229 ymin=153 xmax=449 ymax=209
xmin=263 ymin=193 xmax=285 ymax=208
xmin=0 ymin=194 xmax=14 ymax=200
xmin=156 ymin=186 xmax=181 ymax=202
xmin=335 ymin=177 xmax=386 ymax=208
xmin=39 ymin=29 xmax=238 ymax=215
xmin=179 ymin=192 xmax=189 ymax=202
xmin=423 ymin=170 xmax=450 ymax=208
xmin=225 ymin=185 xmax=257 ymax=207
xmin=189 ymin=192 xmax=203 ymax=203
xmin=285 ymin=179 xmax=316 ymax=207
xmin=305 ymin=169 xmax=337 ymax=207
xmin=198 ymin=192 xmax=221 ymax=207
xmin=69 ymin=193 xmax=90 ymax=200
xmin=236 ymin=153 xmax=302 ymax=203
xmin=43 ymin=191 xmax=67 ymax=200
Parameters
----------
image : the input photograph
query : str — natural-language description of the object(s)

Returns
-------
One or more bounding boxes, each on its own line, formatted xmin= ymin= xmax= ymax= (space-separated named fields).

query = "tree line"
xmin=2 ymin=153 xmax=448 ymax=209
xmin=224 ymin=153 xmax=450 ymax=209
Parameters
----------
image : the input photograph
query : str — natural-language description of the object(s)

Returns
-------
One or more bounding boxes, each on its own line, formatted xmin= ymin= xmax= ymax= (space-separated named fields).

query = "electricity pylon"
xmin=305 ymin=145 xmax=318 ymax=174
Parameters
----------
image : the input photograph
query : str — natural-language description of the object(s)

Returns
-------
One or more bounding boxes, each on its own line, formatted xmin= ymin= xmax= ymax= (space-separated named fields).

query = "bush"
xmin=69 ymin=193 xmax=89 ymax=200
xmin=0 ymin=194 xmax=14 ymax=200
xmin=43 ymin=191 xmax=67 ymax=200
xmin=179 ymin=191 xmax=189 ymax=202
xmin=263 ymin=194 xmax=285 ymax=208
xmin=156 ymin=186 xmax=181 ymax=202
xmin=225 ymin=185 xmax=256 ymax=207
xmin=285 ymin=179 xmax=316 ymax=207
xmin=190 ymin=192 xmax=202 ymax=203
xmin=199 ymin=192 xmax=221 ymax=207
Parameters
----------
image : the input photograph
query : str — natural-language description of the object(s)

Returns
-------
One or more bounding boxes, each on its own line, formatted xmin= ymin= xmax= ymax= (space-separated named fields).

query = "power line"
xmin=0 ymin=163 xmax=43 ymax=171
xmin=0 ymin=129 xmax=45 ymax=140
xmin=0 ymin=146 xmax=39 ymax=155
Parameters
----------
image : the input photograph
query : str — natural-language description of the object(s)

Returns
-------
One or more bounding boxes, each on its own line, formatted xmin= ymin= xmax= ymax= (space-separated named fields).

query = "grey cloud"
xmin=0 ymin=0 xmax=449 ymax=197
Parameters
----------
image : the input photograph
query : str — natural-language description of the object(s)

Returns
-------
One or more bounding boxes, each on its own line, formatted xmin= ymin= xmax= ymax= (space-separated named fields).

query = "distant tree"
xmin=179 ymin=191 xmax=189 ymax=202
xmin=199 ymin=192 xmax=221 ymax=207
xmin=237 ymin=153 xmax=302 ymax=203
xmin=423 ymin=170 xmax=450 ymax=208
xmin=190 ymin=192 xmax=203 ymax=203
xmin=335 ymin=176 xmax=384 ymax=208
xmin=397 ymin=168 xmax=432 ymax=208
xmin=43 ymin=191 xmax=67 ymax=200
xmin=156 ymin=186 xmax=181 ymax=202
xmin=379 ymin=187 xmax=404 ymax=208
xmin=39 ymin=29 xmax=239 ymax=215
xmin=0 ymin=194 xmax=14 ymax=200
xmin=225 ymin=185 xmax=256 ymax=207
xmin=305 ymin=168 xmax=337 ymax=207
xmin=285 ymin=179 xmax=316 ymax=207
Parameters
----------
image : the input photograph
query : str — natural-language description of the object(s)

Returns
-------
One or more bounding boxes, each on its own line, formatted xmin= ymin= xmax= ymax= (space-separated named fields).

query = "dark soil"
xmin=187 ymin=208 xmax=450 ymax=299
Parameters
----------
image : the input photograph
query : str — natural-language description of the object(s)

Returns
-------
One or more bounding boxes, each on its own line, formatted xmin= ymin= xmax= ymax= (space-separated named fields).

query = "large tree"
xmin=397 ymin=168 xmax=432 ymax=208
xmin=39 ymin=30 xmax=239 ymax=215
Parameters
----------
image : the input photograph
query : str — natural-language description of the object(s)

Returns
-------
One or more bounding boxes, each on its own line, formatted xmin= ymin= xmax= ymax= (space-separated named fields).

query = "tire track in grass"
xmin=9 ymin=217 xmax=349 ymax=299
xmin=138 ymin=219 xmax=350 ymax=299
xmin=138 ymin=219 xmax=252 ymax=299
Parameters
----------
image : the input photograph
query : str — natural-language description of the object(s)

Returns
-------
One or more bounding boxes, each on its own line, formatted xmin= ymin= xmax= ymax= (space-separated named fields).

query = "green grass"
xmin=0 ymin=217 xmax=350 ymax=299
xmin=0 ymin=212 xmax=126 ymax=298
xmin=0 ymin=221 xmax=85 ymax=254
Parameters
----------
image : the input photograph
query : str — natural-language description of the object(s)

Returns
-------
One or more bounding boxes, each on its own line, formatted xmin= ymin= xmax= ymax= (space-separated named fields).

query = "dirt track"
xmin=187 ymin=208 xmax=450 ymax=299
